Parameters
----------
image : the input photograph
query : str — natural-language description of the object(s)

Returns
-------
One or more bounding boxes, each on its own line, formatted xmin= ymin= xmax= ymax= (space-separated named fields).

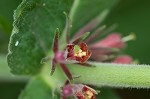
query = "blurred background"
xmin=0 ymin=0 xmax=150 ymax=99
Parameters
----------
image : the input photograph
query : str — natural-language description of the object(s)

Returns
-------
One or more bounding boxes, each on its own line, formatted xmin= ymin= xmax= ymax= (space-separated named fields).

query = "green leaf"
xmin=19 ymin=75 xmax=60 ymax=99
xmin=0 ymin=0 xmax=21 ymax=35
xmin=7 ymin=0 xmax=73 ymax=75
xmin=70 ymin=0 xmax=119 ymax=37
xmin=68 ymin=62 xmax=150 ymax=88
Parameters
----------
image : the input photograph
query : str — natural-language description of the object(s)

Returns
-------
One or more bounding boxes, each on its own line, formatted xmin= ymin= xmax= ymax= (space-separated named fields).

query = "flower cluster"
xmin=49 ymin=13 xmax=135 ymax=99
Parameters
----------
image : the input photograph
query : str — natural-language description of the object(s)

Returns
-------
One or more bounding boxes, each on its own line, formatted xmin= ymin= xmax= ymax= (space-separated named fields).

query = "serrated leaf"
xmin=7 ymin=0 xmax=73 ymax=75
xmin=19 ymin=75 xmax=60 ymax=99
xmin=70 ymin=0 xmax=119 ymax=37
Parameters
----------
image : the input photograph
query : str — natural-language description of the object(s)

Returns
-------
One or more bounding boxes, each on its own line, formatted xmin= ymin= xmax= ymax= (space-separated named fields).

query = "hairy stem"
xmin=68 ymin=62 xmax=150 ymax=88
xmin=41 ymin=64 xmax=67 ymax=91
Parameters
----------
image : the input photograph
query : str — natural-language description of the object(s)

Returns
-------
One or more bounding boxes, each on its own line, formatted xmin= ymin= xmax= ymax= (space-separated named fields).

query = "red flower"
xmin=75 ymin=85 xmax=97 ymax=99
xmin=62 ymin=84 xmax=97 ymax=99
xmin=65 ymin=42 xmax=91 ymax=63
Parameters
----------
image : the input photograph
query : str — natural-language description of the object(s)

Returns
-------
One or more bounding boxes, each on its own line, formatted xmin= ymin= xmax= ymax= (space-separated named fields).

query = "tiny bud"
xmin=89 ymin=33 xmax=125 ymax=49
xmin=113 ymin=55 xmax=132 ymax=64
xmin=122 ymin=33 xmax=136 ymax=42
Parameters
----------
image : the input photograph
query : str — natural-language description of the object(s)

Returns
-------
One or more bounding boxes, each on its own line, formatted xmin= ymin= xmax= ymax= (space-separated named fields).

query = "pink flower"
xmin=87 ymin=33 xmax=133 ymax=62
xmin=89 ymin=33 xmax=125 ymax=49
xmin=113 ymin=55 xmax=133 ymax=64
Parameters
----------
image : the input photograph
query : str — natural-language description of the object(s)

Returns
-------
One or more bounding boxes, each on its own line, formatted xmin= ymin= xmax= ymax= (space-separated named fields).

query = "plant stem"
xmin=68 ymin=62 xmax=150 ymax=88
xmin=41 ymin=64 xmax=67 ymax=91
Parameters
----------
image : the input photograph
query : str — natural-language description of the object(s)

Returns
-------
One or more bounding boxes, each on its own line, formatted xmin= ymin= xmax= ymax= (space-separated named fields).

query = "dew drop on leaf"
xmin=43 ymin=3 xmax=46 ymax=6
xmin=15 ymin=41 xmax=19 ymax=46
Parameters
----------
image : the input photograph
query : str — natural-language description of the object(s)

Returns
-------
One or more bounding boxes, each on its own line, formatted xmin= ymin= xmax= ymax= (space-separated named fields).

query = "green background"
xmin=0 ymin=0 xmax=150 ymax=99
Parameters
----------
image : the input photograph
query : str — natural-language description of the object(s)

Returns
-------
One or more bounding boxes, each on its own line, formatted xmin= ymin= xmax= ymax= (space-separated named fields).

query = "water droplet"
xmin=15 ymin=41 xmax=19 ymax=46
xmin=43 ymin=3 xmax=46 ymax=6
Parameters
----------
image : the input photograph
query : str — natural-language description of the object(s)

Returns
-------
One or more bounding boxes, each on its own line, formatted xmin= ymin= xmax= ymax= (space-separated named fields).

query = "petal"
xmin=80 ymin=42 xmax=88 ymax=51
xmin=66 ymin=44 xmax=75 ymax=52
xmin=79 ymin=42 xmax=91 ymax=63
xmin=73 ymin=16 xmax=101 ymax=40
xmin=53 ymin=28 xmax=59 ymax=53
xmin=71 ymin=32 xmax=90 ymax=45
xmin=50 ymin=58 xmax=57 ymax=75
xmin=60 ymin=63 xmax=73 ymax=80
xmin=75 ymin=56 xmax=83 ymax=62
xmin=90 ymin=48 xmax=118 ymax=62
xmin=85 ymin=25 xmax=106 ymax=43
xmin=64 ymin=12 xmax=70 ymax=43
xmin=90 ymin=54 xmax=110 ymax=62
xmin=113 ymin=55 xmax=132 ymax=64
xmin=89 ymin=33 xmax=125 ymax=49
xmin=80 ymin=50 xmax=91 ymax=63
xmin=82 ymin=85 xmax=98 ymax=95
xmin=81 ymin=85 xmax=97 ymax=99
xmin=65 ymin=44 xmax=76 ymax=60
xmin=90 ymin=47 xmax=119 ymax=55
xmin=73 ymin=84 xmax=97 ymax=99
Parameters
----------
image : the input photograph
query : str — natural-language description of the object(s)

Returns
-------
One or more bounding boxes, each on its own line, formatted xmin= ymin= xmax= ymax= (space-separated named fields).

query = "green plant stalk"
xmin=41 ymin=64 xmax=67 ymax=91
xmin=68 ymin=62 xmax=150 ymax=88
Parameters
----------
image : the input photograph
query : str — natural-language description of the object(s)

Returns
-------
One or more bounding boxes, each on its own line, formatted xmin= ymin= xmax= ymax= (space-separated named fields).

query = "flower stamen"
xmin=74 ymin=49 xmax=87 ymax=57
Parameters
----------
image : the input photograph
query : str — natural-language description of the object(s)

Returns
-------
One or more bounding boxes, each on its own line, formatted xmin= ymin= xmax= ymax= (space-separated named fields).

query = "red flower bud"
xmin=74 ymin=85 xmax=97 ymax=99
xmin=62 ymin=84 xmax=97 ymax=99
xmin=113 ymin=55 xmax=132 ymax=64
xmin=89 ymin=33 xmax=125 ymax=49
